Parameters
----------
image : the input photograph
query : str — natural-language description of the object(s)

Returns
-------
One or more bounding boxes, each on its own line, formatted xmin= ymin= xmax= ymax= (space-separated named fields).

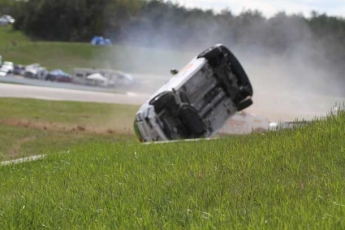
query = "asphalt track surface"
xmin=1 ymin=80 xmax=343 ymax=122
xmin=0 ymin=83 xmax=149 ymax=105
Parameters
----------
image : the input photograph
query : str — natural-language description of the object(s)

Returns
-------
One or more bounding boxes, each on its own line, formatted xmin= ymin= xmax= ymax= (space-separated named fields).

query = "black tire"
xmin=178 ymin=105 xmax=206 ymax=138
xmin=233 ymin=86 xmax=253 ymax=104
xmin=197 ymin=46 xmax=223 ymax=66
xmin=236 ymin=98 xmax=253 ymax=111
xmin=198 ymin=44 xmax=253 ymax=97
xmin=149 ymin=91 xmax=175 ymax=114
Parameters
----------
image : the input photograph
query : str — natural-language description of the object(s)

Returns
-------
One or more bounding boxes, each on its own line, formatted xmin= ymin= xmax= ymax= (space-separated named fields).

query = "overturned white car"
xmin=134 ymin=44 xmax=253 ymax=142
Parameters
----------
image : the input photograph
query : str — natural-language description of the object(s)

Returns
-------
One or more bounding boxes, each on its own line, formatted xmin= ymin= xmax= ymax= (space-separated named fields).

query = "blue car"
xmin=45 ymin=69 xmax=71 ymax=82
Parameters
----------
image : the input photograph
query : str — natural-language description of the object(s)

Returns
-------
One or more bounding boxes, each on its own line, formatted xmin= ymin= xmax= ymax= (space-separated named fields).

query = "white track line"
xmin=0 ymin=154 xmax=46 ymax=166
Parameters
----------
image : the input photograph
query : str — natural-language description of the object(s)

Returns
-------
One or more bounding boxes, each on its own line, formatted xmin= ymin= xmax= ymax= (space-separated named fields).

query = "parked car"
xmin=24 ymin=64 xmax=47 ymax=79
xmin=24 ymin=69 xmax=40 ymax=79
xmin=0 ymin=17 xmax=8 ymax=26
xmin=13 ymin=65 xmax=25 ymax=76
xmin=2 ymin=61 xmax=14 ymax=71
xmin=0 ymin=68 xmax=8 ymax=76
xmin=0 ymin=61 xmax=14 ymax=76
xmin=45 ymin=69 xmax=72 ymax=82
xmin=134 ymin=44 xmax=253 ymax=142
xmin=0 ymin=15 xmax=15 ymax=26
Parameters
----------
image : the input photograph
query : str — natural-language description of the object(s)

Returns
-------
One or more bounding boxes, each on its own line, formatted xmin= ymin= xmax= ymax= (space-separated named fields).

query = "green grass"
xmin=0 ymin=98 xmax=138 ymax=161
xmin=0 ymin=26 xmax=30 ymax=51
xmin=0 ymin=98 xmax=138 ymax=126
xmin=0 ymin=27 xmax=193 ymax=74
xmin=0 ymin=124 xmax=135 ymax=161
xmin=1 ymin=108 xmax=345 ymax=228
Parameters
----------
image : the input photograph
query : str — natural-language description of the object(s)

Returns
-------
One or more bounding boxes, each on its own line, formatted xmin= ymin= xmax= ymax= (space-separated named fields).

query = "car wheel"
xmin=225 ymin=50 xmax=253 ymax=97
xmin=198 ymin=44 xmax=253 ymax=97
xmin=197 ymin=45 xmax=223 ymax=66
xmin=236 ymin=98 xmax=253 ymax=111
xmin=233 ymin=86 xmax=252 ymax=104
xmin=178 ymin=105 xmax=206 ymax=138
xmin=149 ymin=91 xmax=175 ymax=114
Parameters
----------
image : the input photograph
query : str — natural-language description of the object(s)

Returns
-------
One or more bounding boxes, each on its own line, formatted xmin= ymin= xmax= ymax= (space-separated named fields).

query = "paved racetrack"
xmin=0 ymin=79 xmax=343 ymax=123
xmin=0 ymin=83 xmax=149 ymax=105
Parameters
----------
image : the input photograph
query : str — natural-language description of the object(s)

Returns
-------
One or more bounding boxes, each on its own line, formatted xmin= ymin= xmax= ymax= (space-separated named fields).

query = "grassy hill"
xmin=0 ymin=26 xmax=30 ymax=50
xmin=0 ymin=27 xmax=193 ymax=75
xmin=1 ymin=98 xmax=345 ymax=228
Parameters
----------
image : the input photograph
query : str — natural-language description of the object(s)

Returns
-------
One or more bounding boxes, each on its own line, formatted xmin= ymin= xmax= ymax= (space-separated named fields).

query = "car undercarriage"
xmin=135 ymin=44 xmax=253 ymax=142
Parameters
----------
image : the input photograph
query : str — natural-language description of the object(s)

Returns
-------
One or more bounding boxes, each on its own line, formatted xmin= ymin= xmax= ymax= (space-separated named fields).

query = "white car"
xmin=0 ymin=15 xmax=15 ymax=25
xmin=134 ymin=44 xmax=253 ymax=142
xmin=0 ymin=61 xmax=14 ymax=76
xmin=3 ymin=61 xmax=13 ymax=68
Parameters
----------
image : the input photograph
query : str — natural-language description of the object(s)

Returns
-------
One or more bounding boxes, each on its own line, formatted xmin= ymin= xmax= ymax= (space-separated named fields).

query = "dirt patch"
xmin=0 ymin=118 xmax=134 ymax=136
xmin=77 ymin=125 xmax=86 ymax=131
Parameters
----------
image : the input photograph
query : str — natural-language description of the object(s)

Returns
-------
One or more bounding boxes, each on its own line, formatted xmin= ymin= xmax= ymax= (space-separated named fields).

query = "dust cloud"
xmin=102 ymin=12 xmax=345 ymax=121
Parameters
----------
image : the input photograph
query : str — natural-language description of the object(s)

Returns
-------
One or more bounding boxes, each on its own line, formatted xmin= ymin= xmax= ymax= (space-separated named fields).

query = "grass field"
xmin=0 ymin=26 xmax=30 ymax=51
xmin=0 ymin=27 xmax=193 ymax=75
xmin=0 ymin=98 xmax=138 ymax=161
xmin=1 ymin=97 xmax=345 ymax=228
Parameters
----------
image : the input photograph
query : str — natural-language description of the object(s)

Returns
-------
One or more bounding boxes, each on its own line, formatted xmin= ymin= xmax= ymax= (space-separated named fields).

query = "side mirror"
xmin=170 ymin=69 xmax=178 ymax=75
